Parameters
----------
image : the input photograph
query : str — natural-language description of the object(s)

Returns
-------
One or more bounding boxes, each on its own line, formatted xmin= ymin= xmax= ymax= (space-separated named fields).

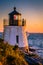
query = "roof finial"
xmin=14 ymin=7 xmax=16 ymax=11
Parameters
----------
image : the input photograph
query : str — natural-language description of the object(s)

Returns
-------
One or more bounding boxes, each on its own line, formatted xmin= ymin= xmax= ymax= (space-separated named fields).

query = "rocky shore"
xmin=0 ymin=39 xmax=43 ymax=65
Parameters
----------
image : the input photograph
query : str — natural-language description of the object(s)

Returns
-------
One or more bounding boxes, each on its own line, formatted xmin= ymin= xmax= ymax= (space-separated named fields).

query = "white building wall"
xmin=4 ymin=26 xmax=10 ymax=42
xmin=18 ymin=26 xmax=28 ymax=47
xmin=4 ymin=26 xmax=28 ymax=47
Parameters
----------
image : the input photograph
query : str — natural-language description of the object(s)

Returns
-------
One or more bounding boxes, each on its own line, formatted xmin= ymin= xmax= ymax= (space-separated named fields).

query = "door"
xmin=16 ymin=35 xmax=19 ymax=44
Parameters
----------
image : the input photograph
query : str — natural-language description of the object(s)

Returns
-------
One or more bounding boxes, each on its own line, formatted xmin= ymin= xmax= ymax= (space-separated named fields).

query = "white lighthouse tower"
xmin=4 ymin=7 xmax=29 ymax=51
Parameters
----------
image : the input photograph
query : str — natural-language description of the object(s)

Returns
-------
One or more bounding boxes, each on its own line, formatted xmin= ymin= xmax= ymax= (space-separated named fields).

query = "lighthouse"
xmin=4 ymin=7 xmax=29 ymax=52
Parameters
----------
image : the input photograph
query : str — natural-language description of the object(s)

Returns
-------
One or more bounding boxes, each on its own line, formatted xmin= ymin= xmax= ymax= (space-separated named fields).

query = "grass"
xmin=0 ymin=39 xmax=28 ymax=65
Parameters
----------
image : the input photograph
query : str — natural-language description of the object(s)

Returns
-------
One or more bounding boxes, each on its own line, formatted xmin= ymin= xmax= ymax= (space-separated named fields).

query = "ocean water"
xmin=28 ymin=33 xmax=43 ymax=58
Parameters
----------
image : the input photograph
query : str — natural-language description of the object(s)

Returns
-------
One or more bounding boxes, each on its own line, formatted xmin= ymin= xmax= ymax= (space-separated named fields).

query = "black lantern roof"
xmin=9 ymin=7 xmax=21 ymax=15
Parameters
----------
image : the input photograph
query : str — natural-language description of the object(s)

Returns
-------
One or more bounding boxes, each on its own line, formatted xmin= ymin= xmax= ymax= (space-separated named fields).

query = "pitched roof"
xmin=9 ymin=7 xmax=21 ymax=15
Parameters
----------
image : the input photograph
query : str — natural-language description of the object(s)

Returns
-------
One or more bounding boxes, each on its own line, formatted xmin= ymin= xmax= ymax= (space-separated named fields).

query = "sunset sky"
xmin=0 ymin=0 xmax=43 ymax=33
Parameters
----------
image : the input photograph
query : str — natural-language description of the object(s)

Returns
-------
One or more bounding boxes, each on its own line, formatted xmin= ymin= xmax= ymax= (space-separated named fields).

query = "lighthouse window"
xmin=16 ymin=35 xmax=19 ymax=43
xmin=14 ymin=15 xmax=18 ymax=20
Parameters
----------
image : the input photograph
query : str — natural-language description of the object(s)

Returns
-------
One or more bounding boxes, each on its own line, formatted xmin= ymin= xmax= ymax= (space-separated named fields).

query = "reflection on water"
xmin=28 ymin=33 xmax=43 ymax=58
xmin=29 ymin=39 xmax=43 ymax=48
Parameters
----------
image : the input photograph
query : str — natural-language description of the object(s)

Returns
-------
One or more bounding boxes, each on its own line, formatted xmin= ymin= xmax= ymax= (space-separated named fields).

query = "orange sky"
xmin=25 ymin=9 xmax=43 ymax=33
xmin=0 ymin=8 xmax=43 ymax=33
xmin=26 ymin=22 xmax=43 ymax=33
xmin=0 ymin=18 xmax=43 ymax=33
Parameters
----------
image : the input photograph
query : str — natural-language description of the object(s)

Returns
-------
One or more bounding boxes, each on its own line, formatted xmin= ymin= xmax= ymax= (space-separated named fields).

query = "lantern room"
xmin=9 ymin=7 xmax=26 ymax=26
xmin=9 ymin=7 xmax=21 ymax=26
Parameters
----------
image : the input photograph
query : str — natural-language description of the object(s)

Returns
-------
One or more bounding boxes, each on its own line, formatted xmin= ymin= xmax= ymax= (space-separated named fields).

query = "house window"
xmin=16 ymin=35 xmax=19 ymax=43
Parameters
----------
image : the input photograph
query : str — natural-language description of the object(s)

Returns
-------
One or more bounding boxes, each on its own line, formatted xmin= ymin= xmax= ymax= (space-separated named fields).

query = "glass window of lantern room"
xmin=13 ymin=15 xmax=18 ymax=26
xmin=14 ymin=15 xmax=18 ymax=20
xmin=16 ymin=35 xmax=19 ymax=44
xmin=18 ymin=15 xmax=21 ymax=20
